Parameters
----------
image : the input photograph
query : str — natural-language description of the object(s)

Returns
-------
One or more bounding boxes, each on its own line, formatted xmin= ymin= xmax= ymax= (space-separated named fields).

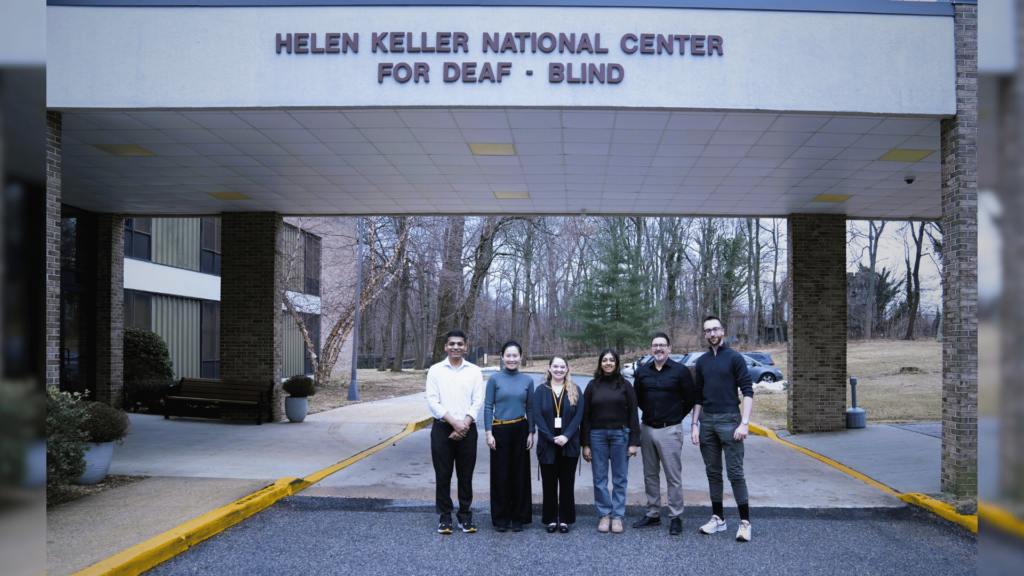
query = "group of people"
xmin=423 ymin=315 xmax=755 ymax=542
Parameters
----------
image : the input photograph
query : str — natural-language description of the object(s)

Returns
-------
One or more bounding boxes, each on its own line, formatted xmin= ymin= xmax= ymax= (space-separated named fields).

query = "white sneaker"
xmin=699 ymin=515 xmax=727 ymax=534
xmin=736 ymin=520 xmax=752 ymax=542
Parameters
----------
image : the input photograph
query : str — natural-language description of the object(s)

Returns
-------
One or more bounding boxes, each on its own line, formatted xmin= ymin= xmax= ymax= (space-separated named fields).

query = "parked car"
xmin=680 ymin=351 xmax=784 ymax=383
xmin=744 ymin=351 xmax=777 ymax=366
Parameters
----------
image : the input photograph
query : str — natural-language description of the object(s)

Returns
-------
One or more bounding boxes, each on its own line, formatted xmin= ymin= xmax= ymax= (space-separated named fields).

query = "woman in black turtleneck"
xmin=581 ymin=349 xmax=640 ymax=534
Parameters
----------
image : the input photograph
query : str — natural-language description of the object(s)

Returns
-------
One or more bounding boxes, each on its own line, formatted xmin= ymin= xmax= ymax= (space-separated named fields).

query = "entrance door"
xmin=59 ymin=210 xmax=95 ymax=397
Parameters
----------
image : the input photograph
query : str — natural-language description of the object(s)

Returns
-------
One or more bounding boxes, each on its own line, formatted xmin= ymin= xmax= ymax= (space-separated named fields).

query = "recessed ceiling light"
xmin=208 ymin=192 xmax=250 ymax=200
xmin=92 ymin=144 xmax=155 ymax=157
xmin=878 ymin=149 xmax=934 ymax=162
xmin=470 ymin=143 xmax=516 ymax=156
xmin=812 ymin=194 xmax=851 ymax=203
xmin=494 ymin=191 xmax=530 ymax=199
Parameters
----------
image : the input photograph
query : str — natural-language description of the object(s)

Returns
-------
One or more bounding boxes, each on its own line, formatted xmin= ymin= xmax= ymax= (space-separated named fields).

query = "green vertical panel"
xmin=152 ymin=295 xmax=201 ymax=379
xmin=282 ymin=314 xmax=305 ymax=378
xmin=153 ymin=218 xmax=201 ymax=271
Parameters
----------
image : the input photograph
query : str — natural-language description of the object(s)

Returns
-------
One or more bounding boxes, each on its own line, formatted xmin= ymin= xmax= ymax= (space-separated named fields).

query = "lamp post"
xmin=347 ymin=217 xmax=363 ymax=401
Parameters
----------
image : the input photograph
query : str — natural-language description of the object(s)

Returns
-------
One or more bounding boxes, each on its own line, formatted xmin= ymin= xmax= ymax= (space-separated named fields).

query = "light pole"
xmin=347 ymin=217 xmax=363 ymax=401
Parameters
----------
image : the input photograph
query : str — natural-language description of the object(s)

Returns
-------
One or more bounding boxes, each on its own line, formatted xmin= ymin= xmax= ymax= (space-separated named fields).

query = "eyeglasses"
xmin=703 ymin=327 xmax=723 ymax=334
xmin=651 ymin=344 xmax=668 ymax=349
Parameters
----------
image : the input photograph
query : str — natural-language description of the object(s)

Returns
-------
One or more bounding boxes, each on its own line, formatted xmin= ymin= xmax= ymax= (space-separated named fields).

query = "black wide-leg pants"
xmin=540 ymin=443 xmax=578 ymax=525
xmin=490 ymin=419 xmax=532 ymax=527
xmin=431 ymin=420 xmax=477 ymax=523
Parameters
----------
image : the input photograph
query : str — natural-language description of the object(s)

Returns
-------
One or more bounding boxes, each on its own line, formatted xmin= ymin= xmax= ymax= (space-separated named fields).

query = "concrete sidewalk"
xmin=46 ymin=393 xmax=432 ymax=576
xmin=779 ymin=422 xmax=942 ymax=495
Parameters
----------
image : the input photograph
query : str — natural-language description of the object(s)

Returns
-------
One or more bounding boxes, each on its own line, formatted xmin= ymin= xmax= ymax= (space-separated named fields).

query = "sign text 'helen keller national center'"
xmin=275 ymin=31 xmax=723 ymax=84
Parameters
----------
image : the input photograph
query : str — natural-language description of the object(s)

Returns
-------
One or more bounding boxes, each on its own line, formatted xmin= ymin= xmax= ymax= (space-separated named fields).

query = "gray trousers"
xmin=698 ymin=412 xmax=749 ymax=505
xmin=640 ymin=422 xmax=685 ymax=518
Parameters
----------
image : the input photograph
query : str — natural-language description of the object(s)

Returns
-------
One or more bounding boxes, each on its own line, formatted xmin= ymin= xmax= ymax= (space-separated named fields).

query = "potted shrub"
xmin=74 ymin=402 xmax=131 ymax=485
xmin=283 ymin=376 xmax=317 ymax=423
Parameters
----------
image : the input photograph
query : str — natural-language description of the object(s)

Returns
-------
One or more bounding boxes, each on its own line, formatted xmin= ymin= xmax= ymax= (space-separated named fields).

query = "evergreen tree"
xmin=561 ymin=218 xmax=660 ymax=355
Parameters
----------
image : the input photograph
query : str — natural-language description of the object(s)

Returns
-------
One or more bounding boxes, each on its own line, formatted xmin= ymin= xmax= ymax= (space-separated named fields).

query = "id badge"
xmin=554 ymin=417 xmax=562 ymax=428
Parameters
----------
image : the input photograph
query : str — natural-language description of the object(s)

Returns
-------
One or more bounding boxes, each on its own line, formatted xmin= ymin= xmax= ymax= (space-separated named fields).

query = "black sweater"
xmin=581 ymin=377 xmax=641 ymax=446
xmin=694 ymin=343 xmax=754 ymax=414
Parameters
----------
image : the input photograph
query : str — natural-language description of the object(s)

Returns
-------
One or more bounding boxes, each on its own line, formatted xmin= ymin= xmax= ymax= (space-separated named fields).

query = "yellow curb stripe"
xmin=979 ymin=500 xmax=1024 ymax=540
xmin=747 ymin=423 xmax=977 ymax=533
xmin=72 ymin=415 xmax=435 ymax=576
xmin=899 ymin=493 xmax=977 ymax=533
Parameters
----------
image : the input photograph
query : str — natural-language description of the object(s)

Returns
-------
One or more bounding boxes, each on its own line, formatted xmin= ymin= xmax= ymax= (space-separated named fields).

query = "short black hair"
xmin=501 ymin=340 xmax=522 ymax=356
xmin=652 ymin=332 xmax=671 ymax=346
xmin=445 ymin=329 xmax=467 ymax=344
xmin=703 ymin=315 xmax=722 ymax=328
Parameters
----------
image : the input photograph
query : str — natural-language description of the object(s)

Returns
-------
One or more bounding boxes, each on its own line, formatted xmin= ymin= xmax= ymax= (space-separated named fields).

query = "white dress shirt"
xmin=425 ymin=356 xmax=485 ymax=423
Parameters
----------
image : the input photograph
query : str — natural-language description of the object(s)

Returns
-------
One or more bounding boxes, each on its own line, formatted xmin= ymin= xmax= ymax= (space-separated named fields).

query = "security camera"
xmin=904 ymin=176 xmax=915 ymax=185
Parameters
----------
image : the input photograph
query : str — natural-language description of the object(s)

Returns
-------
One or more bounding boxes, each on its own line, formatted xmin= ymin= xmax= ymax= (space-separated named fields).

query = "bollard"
xmin=846 ymin=376 xmax=866 ymax=428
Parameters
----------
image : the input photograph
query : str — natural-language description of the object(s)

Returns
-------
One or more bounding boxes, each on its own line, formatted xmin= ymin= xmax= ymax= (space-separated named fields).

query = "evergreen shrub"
xmin=123 ymin=327 xmax=174 ymax=383
xmin=45 ymin=386 xmax=89 ymax=497
xmin=80 ymin=402 xmax=131 ymax=444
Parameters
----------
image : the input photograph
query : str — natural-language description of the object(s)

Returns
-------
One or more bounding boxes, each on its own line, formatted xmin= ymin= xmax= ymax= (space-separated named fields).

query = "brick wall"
xmin=45 ymin=111 xmax=62 ymax=388
xmin=787 ymin=214 xmax=847 ymax=434
xmin=939 ymin=3 xmax=978 ymax=499
xmin=94 ymin=214 xmax=124 ymax=407
xmin=220 ymin=212 xmax=284 ymax=421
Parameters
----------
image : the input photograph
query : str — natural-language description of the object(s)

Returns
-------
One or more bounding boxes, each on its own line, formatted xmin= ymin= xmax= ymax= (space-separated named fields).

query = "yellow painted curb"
xmin=748 ymin=423 xmax=978 ymax=533
xmin=979 ymin=500 xmax=1024 ymax=540
xmin=73 ymin=415 xmax=435 ymax=576
xmin=900 ymin=493 xmax=977 ymax=533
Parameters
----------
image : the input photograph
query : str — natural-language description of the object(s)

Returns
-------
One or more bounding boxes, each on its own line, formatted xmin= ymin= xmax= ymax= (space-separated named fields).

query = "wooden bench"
xmin=164 ymin=377 xmax=275 ymax=425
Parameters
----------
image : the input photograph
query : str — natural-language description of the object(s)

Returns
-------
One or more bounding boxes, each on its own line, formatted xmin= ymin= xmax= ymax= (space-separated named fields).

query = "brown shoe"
xmin=611 ymin=518 xmax=624 ymax=533
xmin=598 ymin=515 xmax=610 ymax=533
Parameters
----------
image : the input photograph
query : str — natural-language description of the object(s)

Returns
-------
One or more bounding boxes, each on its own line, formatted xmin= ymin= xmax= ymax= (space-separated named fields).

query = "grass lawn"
xmin=751 ymin=339 xmax=942 ymax=431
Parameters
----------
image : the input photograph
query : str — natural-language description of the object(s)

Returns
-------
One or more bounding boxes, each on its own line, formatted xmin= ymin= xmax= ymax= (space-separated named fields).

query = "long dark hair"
xmin=593 ymin=348 xmax=624 ymax=388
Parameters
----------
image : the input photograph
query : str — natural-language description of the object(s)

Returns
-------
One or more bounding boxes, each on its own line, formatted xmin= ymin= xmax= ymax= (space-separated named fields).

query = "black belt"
xmin=644 ymin=421 xmax=681 ymax=429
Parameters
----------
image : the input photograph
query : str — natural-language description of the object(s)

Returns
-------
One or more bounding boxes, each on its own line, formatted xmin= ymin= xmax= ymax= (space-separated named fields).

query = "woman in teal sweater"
xmin=484 ymin=341 xmax=535 ymax=532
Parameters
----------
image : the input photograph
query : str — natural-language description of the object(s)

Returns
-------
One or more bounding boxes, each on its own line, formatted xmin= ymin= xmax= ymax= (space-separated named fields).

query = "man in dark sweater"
xmin=632 ymin=332 xmax=694 ymax=535
xmin=690 ymin=315 xmax=754 ymax=542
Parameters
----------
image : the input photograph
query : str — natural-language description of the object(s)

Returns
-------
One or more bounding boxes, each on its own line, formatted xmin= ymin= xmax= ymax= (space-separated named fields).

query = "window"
xmin=200 ymin=217 xmax=221 ymax=275
xmin=303 ymin=313 xmax=321 ymax=376
xmin=304 ymin=233 xmax=321 ymax=296
xmin=201 ymin=301 xmax=220 ymax=378
xmin=124 ymin=290 xmax=153 ymax=330
xmin=123 ymin=218 xmax=152 ymax=261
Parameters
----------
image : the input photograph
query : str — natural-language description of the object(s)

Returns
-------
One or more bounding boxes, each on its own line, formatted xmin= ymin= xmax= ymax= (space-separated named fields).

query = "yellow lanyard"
xmin=551 ymin=384 xmax=564 ymax=418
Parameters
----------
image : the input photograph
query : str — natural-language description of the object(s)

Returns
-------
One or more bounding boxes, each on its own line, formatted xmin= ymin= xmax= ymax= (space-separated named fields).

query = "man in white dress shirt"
xmin=425 ymin=329 xmax=485 ymax=535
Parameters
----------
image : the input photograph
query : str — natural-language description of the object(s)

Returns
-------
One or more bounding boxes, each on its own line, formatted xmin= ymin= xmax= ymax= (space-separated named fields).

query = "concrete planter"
xmin=285 ymin=397 xmax=308 ymax=423
xmin=73 ymin=441 xmax=115 ymax=485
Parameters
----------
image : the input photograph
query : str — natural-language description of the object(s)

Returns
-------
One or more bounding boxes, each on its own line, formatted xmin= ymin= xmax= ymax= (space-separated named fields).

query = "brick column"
xmin=220 ymin=212 xmax=284 ymax=421
xmin=787 ymin=214 xmax=847 ymax=434
xmin=93 ymin=214 xmax=124 ymax=407
xmin=45 ymin=111 xmax=62 ymax=388
xmin=939 ymin=3 xmax=978 ymax=499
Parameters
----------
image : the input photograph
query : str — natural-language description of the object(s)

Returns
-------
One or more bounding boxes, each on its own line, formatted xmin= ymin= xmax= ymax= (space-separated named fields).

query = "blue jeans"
xmin=589 ymin=427 xmax=630 ymax=519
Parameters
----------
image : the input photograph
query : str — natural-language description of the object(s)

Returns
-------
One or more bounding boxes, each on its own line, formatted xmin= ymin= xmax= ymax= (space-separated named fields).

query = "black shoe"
xmin=546 ymin=523 xmax=558 ymax=533
xmin=437 ymin=517 xmax=453 ymax=534
xmin=511 ymin=523 xmax=524 ymax=532
xmin=670 ymin=518 xmax=683 ymax=535
xmin=633 ymin=515 xmax=661 ymax=528
xmin=559 ymin=523 xmax=570 ymax=534
xmin=458 ymin=519 xmax=477 ymax=533
xmin=495 ymin=523 xmax=509 ymax=533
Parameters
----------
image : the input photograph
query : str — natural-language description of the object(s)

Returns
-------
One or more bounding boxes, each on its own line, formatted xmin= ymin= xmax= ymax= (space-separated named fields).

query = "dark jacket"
xmin=533 ymin=381 xmax=585 ymax=465
xmin=694 ymin=342 xmax=754 ymax=413
xmin=633 ymin=357 xmax=696 ymax=425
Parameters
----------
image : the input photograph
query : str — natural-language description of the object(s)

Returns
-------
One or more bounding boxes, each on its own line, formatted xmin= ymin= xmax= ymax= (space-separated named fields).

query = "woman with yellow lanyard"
xmin=533 ymin=355 xmax=585 ymax=533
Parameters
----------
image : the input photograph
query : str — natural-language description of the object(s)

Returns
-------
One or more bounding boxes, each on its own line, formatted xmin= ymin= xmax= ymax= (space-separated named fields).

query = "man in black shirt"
xmin=632 ymin=332 xmax=694 ymax=536
xmin=691 ymin=315 xmax=754 ymax=542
